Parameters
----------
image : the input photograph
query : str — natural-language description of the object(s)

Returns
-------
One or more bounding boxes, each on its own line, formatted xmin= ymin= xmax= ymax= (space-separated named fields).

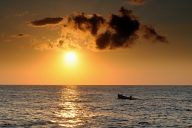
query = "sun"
xmin=64 ymin=51 xmax=77 ymax=66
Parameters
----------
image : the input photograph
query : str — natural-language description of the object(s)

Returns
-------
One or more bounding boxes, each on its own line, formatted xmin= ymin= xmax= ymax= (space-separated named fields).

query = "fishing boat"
xmin=118 ymin=94 xmax=137 ymax=100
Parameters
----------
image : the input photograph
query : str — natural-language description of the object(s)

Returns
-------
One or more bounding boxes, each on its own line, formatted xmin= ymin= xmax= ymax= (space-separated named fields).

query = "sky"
xmin=0 ymin=0 xmax=192 ymax=85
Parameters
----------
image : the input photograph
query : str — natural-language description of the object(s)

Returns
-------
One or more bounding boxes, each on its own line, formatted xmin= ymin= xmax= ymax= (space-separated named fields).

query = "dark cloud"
xmin=69 ymin=13 xmax=105 ymax=35
xmin=12 ymin=33 xmax=30 ymax=38
xmin=17 ymin=33 xmax=25 ymax=37
xmin=31 ymin=17 xmax=63 ymax=26
xmin=57 ymin=40 xmax=64 ymax=47
xmin=96 ymin=7 xmax=140 ymax=49
xmin=31 ymin=7 xmax=167 ymax=50
xmin=142 ymin=25 xmax=168 ymax=43
xmin=96 ymin=31 xmax=111 ymax=49
xmin=62 ymin=7 xmax=166 ymax=50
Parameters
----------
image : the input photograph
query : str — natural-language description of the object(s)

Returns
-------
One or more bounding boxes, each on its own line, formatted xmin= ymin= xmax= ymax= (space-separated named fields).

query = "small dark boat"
xmin=118 ymin=94 xmax=137 ymax=100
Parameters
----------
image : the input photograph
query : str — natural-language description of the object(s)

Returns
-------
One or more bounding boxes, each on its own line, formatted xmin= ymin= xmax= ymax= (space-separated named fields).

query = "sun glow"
xmin=64 ymin=51 xmax=77 ymax=66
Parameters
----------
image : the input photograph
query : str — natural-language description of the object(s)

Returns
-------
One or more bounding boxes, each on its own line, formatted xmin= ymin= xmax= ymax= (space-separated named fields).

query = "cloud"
xmin=69 ymin=13 xmax=105 ymax=35
xmin=12 ymin=33 xmax=31 ymax=38
xmin=17 ymin=33 xmax=28 ymax=37
xmin=142 ymin=25 xmax=168 ymax=43
xmin=30 ymin=7 xmax=167 ymax=50
xmin=96 ymin=7 xmax=140 ymax=49
xmin=30 ymin=17 xmax=63 ymax=27
xmin=0 ymin=33 xmax=32 ymax=43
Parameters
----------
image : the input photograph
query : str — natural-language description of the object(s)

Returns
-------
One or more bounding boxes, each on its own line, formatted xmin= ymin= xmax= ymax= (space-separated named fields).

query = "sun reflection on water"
xmin=53 ymin=87 xmax=90 ymax=127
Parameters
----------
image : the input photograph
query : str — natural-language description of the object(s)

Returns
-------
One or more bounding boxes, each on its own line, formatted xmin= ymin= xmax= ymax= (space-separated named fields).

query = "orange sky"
xmin=0 ymin=0 xmax=192 ymax=85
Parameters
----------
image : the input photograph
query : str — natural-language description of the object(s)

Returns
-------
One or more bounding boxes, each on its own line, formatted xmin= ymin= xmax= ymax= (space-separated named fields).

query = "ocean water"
xmin=0 ymin=86 xmax=191 ymax=128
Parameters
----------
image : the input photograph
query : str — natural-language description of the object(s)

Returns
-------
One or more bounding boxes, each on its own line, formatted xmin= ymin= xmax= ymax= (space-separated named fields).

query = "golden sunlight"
xmin=64 ymin=51 xmax=78 ymax=66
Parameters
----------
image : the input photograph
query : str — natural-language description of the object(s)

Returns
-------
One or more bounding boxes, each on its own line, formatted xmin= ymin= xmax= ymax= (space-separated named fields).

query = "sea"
xmin=0 ymin=85 xmax=191 ymax=128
